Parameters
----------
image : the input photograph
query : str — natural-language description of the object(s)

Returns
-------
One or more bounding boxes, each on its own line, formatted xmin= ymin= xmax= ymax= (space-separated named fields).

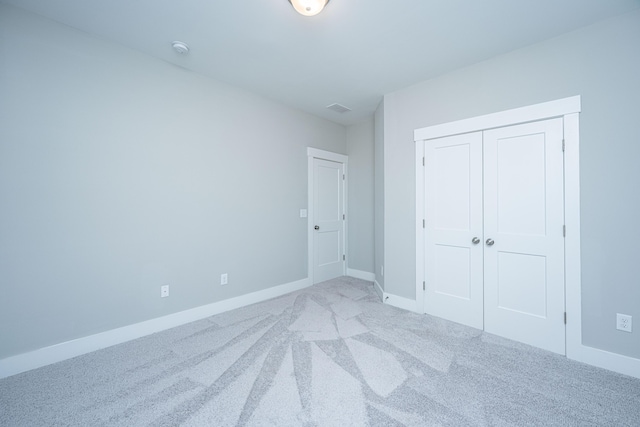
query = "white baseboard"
xmin=346 ymin=269 xmax=375 ymax=282
xmin=377 ymin=293 xmax=639 ymax=378
xmin=571 ymin=343 xmax=640 ymax=379
xmin=383 ymin=292 xmax=418 ymax=313
xmin=0 ymin=277 xmax=311 ymax=379
xmin=374 ymin=280 xmax=384 ymax=302
xmin=4 ymin=276 xmax=637 ymax=381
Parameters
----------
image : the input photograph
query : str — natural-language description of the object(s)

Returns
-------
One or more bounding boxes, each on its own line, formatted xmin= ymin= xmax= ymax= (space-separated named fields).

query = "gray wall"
xmin=374 ymin=102 xmax=385 ymax=289
xmin=382 ymin=10 xmax=640 ymax=358
xmin=346 ymin=119 xmax=375 ymax=274
xmin=0 ymin=5 xmax=346 ymax=359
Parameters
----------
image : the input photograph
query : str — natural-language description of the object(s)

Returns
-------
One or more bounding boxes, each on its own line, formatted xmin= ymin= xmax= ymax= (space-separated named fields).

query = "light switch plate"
xmin=300 ymin=209 xmax=307 ymax=218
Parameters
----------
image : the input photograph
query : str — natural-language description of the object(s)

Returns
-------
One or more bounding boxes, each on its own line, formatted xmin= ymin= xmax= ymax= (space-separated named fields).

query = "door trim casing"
xmin=307 ymin=148 xmax=348 ymax=284
xmin=415 ymin=96 xmax=582 ymax=359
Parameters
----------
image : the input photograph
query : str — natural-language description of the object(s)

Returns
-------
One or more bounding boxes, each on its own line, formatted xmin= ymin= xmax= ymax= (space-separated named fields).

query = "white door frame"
xmin=307 ymin=147 xmax=348 ymax=283
xmin=414 ymin=96 xmax=582 ymax=360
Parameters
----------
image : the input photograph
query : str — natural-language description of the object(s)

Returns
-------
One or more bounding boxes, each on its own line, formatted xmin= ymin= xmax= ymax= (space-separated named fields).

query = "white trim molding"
xmin=414 ymin=96 xmax=581 ymax=141
xmin=307 ymin=147 xmax=348 ymax=284
xmin=307 ymin=147 xmax=348 ymax=164
xmin=562 ymin=112 xmax=583 ymax=364
xmin=347 ymin=269 xmax=375 ymax=282
xmin=0 ymin=277 xmax=311 ymax=380
xmin=415 ymin=140 xmax=425 ymax=314
xmin=374 ymin=280 xmax=384 ymax=302
xmin=572 ymin=345 xmax=640 ymax=379
xmin=383 ymin=292 xmax=418 ymax=313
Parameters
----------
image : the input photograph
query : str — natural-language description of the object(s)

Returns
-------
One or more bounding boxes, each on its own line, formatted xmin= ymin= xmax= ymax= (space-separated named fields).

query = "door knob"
xmin=486 ymin=238 xmax=495 ymax=246
xmin=471 ymin=237 xmax=480 ymax=245
xmin=314 ymin=225 xmax=320 ymax=230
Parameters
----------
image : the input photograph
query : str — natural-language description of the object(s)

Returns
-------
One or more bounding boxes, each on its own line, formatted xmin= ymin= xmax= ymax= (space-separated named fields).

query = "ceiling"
xmin=3 ymin=0 xmax=639 ymax=125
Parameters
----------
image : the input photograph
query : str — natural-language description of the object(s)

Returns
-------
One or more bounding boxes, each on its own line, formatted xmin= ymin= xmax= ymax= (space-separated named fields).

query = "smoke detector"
xmin=172 ymin=41 xmax=190 ymax=55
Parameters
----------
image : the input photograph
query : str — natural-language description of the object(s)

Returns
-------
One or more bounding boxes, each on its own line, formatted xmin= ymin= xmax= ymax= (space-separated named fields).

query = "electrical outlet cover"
xmin=616 ymin=313 xmax=632 ymax=332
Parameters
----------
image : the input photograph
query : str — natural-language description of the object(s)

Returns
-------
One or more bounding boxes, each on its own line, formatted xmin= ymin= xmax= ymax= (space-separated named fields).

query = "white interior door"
xmin=313 ymin=158 xmax=345 ymax=283
xmin=483 ymin=118 xmax=566 ymax=354
xmin=424 ymin=132 xmax=484 ymax=329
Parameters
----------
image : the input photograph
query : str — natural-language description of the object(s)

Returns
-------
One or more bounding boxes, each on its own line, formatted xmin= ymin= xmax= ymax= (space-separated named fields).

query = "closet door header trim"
xmin=414 ymin=96 xmax=581 ymax=142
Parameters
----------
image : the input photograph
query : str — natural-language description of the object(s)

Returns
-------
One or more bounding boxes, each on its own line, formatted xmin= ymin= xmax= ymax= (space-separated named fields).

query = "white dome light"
xmin=288 ymin=0 xmax=330 ymax=17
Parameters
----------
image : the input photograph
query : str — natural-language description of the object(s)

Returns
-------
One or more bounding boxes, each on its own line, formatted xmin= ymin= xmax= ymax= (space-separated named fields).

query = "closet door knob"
xmin=486 ymin=238 xmax=495 ymax=246
xmin=472 ymin=237 xmax=480 ymax=244
xmin=314 ymin=225 xmax=320 ymax=230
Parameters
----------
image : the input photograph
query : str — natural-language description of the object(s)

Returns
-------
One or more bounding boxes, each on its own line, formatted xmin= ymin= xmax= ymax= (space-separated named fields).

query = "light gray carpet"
xmin=1 ymin=276 xmax=639 ymax=426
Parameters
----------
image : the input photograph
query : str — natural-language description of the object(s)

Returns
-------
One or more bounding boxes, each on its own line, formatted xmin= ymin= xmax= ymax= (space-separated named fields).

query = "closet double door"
xmin=423 ymin=118 xmax=566 ymax=354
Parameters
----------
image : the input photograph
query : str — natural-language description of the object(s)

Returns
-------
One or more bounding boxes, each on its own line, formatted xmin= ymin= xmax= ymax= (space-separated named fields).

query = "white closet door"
xmin=424 ymin=132 xmax=484 ymax=329
xmin=483 ymin=118 xmax=565 ymax=354
xmin=313 ymin=158 xmax=345 ymax=283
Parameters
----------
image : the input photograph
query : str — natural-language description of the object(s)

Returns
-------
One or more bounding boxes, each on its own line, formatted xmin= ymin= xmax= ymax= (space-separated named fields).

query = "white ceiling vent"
xmin=326 ymin=103 xmax=352 ymax=114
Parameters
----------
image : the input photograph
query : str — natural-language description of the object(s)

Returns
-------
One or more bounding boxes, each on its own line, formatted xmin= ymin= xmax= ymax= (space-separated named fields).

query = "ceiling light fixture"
xmin=288 ymin=0 xmax=330 ymax=17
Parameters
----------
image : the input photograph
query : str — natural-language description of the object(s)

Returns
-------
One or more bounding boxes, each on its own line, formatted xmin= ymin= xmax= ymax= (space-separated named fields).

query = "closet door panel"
xmin=483 ymin=118 xmax=565 ymax=354
xmin=424 ymin=132 xmax=483 ymax=329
